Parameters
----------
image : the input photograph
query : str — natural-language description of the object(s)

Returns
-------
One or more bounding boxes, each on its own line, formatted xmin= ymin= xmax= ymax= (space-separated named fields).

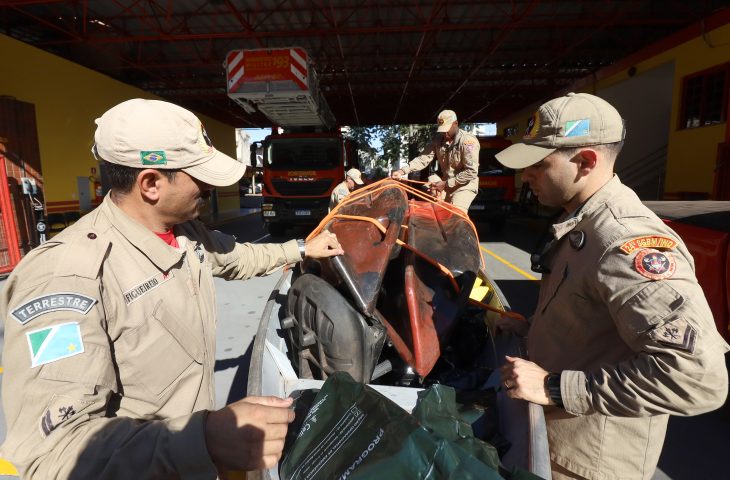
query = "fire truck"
xmin=468 ymin=136 xmax=515 ymax=229
xmin=226 ymin=47 xmax=355 ymax=235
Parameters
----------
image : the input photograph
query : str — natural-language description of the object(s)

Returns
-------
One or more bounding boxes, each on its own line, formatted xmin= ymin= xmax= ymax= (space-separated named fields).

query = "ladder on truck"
xmin=225 ymin=47 xmax=335 ymax=129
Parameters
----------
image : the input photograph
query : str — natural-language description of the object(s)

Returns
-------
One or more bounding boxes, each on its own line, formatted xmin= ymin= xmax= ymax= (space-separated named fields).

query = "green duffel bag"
xmin=279 ymin=371 xmax=542 ymax=480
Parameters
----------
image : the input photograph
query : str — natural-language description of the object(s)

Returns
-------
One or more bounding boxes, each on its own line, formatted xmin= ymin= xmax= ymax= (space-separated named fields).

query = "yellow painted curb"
xmin=480 ymin=246 xmax=538 ymax=281
xmin=0 ymin=458 xmax=18 ymax=475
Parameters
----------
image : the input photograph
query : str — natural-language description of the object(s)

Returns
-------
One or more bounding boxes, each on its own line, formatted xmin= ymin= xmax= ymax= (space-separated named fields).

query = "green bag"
xmin=279 ymin=372 xmax=543 ymax=480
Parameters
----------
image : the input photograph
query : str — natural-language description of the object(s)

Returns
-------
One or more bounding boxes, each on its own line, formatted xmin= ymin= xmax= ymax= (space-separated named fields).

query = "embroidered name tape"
xmin=620 ymin=235 xmax=677 ymax=254
xmin=26 ymin=322 xmax=84 ymax=368
xmin=11 ymin=293 xmax=97 ymax=325
xmin=122 ymin=271 xmax=174 ymax=305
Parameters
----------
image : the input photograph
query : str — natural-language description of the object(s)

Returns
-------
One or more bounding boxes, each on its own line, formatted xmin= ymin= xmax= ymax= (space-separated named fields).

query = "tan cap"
xmin=346 ymin=168 xmax=364 ymax=185
xmin=437 ymin=110 xmax=457 ymax=133
xmin=495 ymin=93 xmax=625 ymax=169
xmin=92 ymin=99 xmax=246 ymax=187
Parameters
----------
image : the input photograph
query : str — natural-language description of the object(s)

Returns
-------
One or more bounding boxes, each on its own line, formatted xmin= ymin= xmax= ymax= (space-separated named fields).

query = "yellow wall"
xmin=0 ymin=34 xmax=240 ymax=213
xmin=498 ymin=20 xmax=730 ymax=197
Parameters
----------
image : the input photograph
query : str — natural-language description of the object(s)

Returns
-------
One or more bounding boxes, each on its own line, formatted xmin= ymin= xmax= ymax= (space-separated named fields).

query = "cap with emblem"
xmin=495 ymin=92 xmax=625 ymax=169
xmin=92 ymin=99 xmax=246 ymax=187
xmin=436 ymin=110 xmax=458 ymax=133
xmin=346 ymin=168 xmax=364 ymax=185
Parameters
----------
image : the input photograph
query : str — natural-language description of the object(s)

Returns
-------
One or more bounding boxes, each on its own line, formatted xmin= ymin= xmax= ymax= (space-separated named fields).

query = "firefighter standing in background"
xmin=494 ymin=92 xmax=729 ymax=480
xmin=329 ymin=168 xmax=364 ymax=211
xmin=391 ymin=109 xmax=480 ymax=213
xmin=0 ymin=98 xmax=345 ymax=479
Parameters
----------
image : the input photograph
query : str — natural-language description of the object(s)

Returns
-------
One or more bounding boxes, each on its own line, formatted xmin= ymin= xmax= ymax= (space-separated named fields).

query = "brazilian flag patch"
xmin=141 ymin=151 xmax=168 ymax=165
xmin=26 ymin=322 xmax=84 ymax=368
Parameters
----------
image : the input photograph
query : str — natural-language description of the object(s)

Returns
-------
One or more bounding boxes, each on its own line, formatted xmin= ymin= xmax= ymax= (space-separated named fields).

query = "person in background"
xmin=495 ymin=92 xmax=729 ymax=480
xmin=0 ymin=98 xmax=344 ymax=479
xmin=390 ymin=109 xmax=480 ymax=213
xmin=329 ymin=167 xmax=364 ymax=210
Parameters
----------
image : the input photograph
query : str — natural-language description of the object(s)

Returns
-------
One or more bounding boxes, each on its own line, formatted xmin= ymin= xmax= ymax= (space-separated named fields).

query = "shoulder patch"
xmin=634 ymin=248 xmax=676 ymax=280
xmin=650 ymin=318 xmax=696 ymax=354
xmin=11 ymin=293 xmax=97 ymax=325
xmin=26 ymin=322 xmax=85 ymax=368
xmin=620 ymin=235 xmax=677 ymax=254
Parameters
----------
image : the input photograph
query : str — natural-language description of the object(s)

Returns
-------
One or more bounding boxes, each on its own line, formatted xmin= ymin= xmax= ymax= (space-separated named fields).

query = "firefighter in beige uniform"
xmin=0 ymin=99 xmax=344 ymax=479
xmin=391 ymin=110 xmax=480 ymax=213
xmin=329 ymin=168 xmax=364 ymax=211
xmin=495 ymin=93 xmax=729 ymax=480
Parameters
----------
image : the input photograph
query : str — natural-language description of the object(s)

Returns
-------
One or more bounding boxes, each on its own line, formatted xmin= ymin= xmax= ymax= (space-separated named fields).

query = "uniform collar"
xmin=550 ymin=175 xmax=621 ymax=240
xmin=100 ymin=195 xmax=186 ymax=272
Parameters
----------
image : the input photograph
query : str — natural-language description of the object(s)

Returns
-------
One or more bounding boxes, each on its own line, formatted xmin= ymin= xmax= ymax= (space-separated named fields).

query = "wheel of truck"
xmin=267 ymin=223 xmax=286 ymax=236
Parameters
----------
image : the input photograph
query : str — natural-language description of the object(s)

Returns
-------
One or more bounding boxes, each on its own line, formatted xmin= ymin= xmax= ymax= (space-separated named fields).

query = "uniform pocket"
xmin=616 ymin=281 xmax=684 ymax=335
xmin=117 ymin=301 xmax=203 ymax=397
xmin=40 ymin=342 xmax=117 ymax=392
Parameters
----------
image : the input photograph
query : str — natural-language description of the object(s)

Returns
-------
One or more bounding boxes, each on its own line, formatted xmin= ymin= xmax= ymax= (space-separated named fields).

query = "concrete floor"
xmin=0 ymin=211 xmax=728 ymax=478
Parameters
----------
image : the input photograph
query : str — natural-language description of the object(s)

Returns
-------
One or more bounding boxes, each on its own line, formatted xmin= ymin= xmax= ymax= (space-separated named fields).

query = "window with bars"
xmin=680 ymin=63 xmax=729 ymax=129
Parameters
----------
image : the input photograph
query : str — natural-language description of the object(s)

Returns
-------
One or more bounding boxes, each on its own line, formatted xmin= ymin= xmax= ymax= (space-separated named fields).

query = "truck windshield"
xmin=479 ymin=148 xmax=513 ymax=176
xmin=266 ymin=137 xmax=341 ymax=170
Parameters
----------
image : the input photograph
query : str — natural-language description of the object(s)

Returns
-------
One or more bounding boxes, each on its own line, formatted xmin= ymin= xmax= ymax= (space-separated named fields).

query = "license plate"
xmin=263 ymin=211 xmax=276 ymax=217
xmin=295 ymin=209 xmax=311 ymax=216
xmin=471 ymin=204 xmax=486 ymax=211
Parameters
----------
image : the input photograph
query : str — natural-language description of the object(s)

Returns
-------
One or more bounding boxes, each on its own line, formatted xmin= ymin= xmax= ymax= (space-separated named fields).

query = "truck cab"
xmin=468 ymin=136 xmax=515 ymax=229
xmin=259 ymin=130 xmax=353 ymax=235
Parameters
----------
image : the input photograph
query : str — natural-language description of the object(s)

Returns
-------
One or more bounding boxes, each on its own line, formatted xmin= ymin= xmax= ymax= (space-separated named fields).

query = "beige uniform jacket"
xmin=329 ymin=180 xmax=350 ymax=211
xmin=0 ymin=195 xmax=301 ymax=479
xmin=528 ymin=176 xmax=729 ymax=479
xmin=401 ymin=129 xmax=480 ymax=198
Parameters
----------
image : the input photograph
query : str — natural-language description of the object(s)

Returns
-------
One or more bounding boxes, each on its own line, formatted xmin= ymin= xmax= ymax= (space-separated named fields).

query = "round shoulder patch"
xmin=634 ymin=248 xmax=676 ymax=280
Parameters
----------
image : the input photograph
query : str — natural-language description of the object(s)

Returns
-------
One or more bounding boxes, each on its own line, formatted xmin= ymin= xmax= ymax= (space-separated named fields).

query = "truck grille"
xmin=271 ymin=179 xmax=334 ymax=196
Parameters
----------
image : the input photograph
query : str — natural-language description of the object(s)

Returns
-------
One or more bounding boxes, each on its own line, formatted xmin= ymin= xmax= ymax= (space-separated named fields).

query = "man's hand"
xmin=390 ymin=169 xmax=405 ymax=180
xmin=305 ymin=231 xmax=344 ymax=258
xmin=205 ymin=396 xmax=295 ymax=472
xmin=500 ymin=356 xmax=551 ymax=405
xmin=427 ymin=180 xmax=446 ymax=196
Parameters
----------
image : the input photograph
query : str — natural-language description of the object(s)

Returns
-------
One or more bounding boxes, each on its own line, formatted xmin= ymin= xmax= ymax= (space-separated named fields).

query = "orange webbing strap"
xmin=308 ymin=178 xmax=484 ymax=268
xmin=323 ymin=212 xmax=526 ymax=322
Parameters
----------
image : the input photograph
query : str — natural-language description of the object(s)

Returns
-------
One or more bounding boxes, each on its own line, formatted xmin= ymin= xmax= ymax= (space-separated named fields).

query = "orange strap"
xmin=327 ymin=211 xmax=526 ymax=322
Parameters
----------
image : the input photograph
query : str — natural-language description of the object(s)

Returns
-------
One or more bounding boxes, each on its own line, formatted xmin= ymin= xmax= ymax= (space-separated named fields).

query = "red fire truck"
xmin=226 ymin=47 xmax=354 ymax=235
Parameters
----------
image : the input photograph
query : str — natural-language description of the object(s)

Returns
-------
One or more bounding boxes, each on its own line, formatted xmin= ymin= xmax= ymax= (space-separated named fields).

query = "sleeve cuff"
xmin=561 ymin=370 xmax=591 ymax=415
xmin=167 ymin=410 xmax=218 ymax=478
xmin=282 ymin=239 xmax=303 ymax=263
xmin=401 ymin=165 xmax=411 ymax=174
xmin=447 ymin=178 xmax=456 ymax=188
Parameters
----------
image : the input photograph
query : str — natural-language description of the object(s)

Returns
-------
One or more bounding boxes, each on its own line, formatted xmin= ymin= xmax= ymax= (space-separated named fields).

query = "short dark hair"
xmin=100 ymin=160 xmax=179 ymax=193
xmin=558 ymin=140 xmax=625 ymax=162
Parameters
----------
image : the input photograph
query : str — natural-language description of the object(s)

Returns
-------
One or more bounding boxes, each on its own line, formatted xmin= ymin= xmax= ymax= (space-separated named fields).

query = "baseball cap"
xmin=437 ymin=110 xmax=458 ymax=133
xmin=92 ymin=99 xmax=246 ymax=187
xmin=346 ymin=168 xmax=364 ymax=185
xmin=495 ymin=92 xmax=625 ymax=169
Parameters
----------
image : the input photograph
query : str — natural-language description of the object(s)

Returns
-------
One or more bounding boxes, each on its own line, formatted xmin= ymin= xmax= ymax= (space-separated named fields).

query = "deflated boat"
xmin=286 ymin=178 xmax=519 ymax=385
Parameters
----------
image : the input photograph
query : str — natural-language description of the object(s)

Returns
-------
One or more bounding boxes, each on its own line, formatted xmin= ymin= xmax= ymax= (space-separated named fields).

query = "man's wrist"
xmin=296 ymin=239 xmax=306 ymax=259
xmin=545 ymin=372 xmax=564 ymax=408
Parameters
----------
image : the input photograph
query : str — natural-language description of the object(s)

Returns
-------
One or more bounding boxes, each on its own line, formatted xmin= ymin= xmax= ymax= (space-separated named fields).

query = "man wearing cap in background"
xmin=329 ymin=167 xmax=364 ymax=211
xmin=494 ymin=92 xmax=729 ymax=479
xmin=0 ymin=98 xmax=344 ymax=479
xmin=391 ymin=109 xmax=480 ymax=213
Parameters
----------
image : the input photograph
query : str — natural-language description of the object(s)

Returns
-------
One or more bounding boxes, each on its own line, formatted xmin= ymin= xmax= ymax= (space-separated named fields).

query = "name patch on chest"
xmin=11 ymin=293 xmax=97 ymax=325
xmin=122 ymin=271 xmax=174 ymax=305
